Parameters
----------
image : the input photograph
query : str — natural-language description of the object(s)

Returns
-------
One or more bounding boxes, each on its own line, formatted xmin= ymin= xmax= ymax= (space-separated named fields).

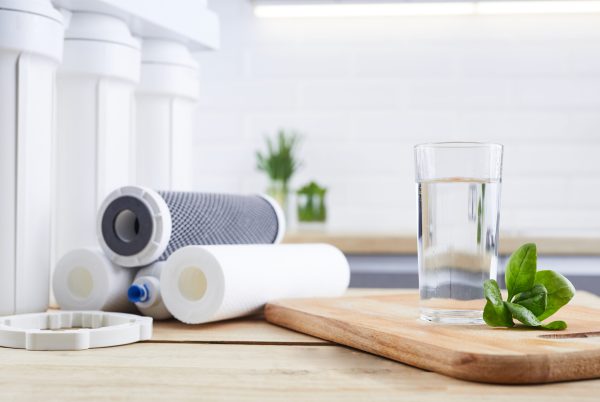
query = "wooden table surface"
xmin=2 ymin=290 xmax=600 ymax=401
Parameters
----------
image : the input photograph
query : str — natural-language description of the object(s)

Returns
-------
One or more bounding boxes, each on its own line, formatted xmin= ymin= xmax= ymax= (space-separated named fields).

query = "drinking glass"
xmin=414 ymin=142 xmax=503 ymax=324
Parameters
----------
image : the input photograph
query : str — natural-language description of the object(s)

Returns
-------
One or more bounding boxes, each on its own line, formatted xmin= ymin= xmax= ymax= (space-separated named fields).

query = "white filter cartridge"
xmin=160 ymin=244 xmax=350 ymax=324
xmin=97 ymin=186 xmax=285 ymax=268
xmin=128 ymin=262 xmax=172 ymax=320
xmin=53 ymin=248 xmax=137 ymax=312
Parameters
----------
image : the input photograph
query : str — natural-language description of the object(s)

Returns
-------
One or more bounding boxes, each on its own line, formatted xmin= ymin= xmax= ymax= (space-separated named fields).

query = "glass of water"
xmin=414 ymin=142 xmax=503 ymax=324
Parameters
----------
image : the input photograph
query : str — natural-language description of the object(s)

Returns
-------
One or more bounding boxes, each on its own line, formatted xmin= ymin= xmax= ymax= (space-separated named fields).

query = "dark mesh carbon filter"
xmin=97 ymin=186 xmax=285 ymax=267
xmin=158 ymin=191 xmax=280 ymax=258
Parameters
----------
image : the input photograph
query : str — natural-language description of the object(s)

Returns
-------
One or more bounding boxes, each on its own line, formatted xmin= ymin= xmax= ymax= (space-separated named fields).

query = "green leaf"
xmin=505 ymin=243 xmax=537 ymax=301
xmin=483 ymin=279 xmax=504 ymax=306
xmin=513 ymin=284 xmax=547 ymax=317
xmin=541 ymin=320 xmax=567 ymax=331
xmin=534 ymin=270 xmax=576 ymax=321
xmin=505 ymin=302 xmax=542 ymax=326
xmin=482 ymin=280 xmax=513 ymax=327
xmin=504 ymin=302 xmax=567 ymax=330
xmin=483 ymin=301 xmax=514 ymax=327
xmin=481 ymin=243 xmax=575 ymax=332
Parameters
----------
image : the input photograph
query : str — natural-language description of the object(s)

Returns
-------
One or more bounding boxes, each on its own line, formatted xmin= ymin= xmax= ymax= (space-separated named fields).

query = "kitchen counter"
xmin=284 ymin=231 xmax=600 ymax=255
xmin=3 ymin=289 xmax=600 ymax=401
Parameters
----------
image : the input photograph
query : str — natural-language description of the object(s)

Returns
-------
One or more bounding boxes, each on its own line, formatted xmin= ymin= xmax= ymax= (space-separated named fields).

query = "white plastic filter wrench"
xmin=0 ymin=311 xmax=152 ymax=351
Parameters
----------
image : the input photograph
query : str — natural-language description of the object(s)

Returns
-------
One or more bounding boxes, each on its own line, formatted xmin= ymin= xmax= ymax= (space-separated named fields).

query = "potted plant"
xmin=296 ymin=181 xmax=327 ymax=228
xmin=256 ymin=129 xmax=302 ymax=214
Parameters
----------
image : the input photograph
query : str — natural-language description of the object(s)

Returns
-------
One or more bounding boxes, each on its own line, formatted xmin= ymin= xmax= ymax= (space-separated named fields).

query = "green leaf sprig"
xmin=483 ymin=243 xmax=575 ymax=331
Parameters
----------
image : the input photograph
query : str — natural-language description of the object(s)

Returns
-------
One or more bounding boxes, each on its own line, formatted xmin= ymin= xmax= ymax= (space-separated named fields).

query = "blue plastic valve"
xmin=128 ymin=284 xmax=149 ymax=303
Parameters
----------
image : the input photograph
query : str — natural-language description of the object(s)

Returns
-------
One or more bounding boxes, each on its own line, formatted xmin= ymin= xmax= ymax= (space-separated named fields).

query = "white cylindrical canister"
xmin=135 ymin=39 xmax=199 ymax=191
xmin=160 ymin=244 xmax=350 ymax=324
xmin=52 ymin=12 xmax=141 ymax=303
xmin=128 ymin=262 xmax=172 ymax=320
xmin=53 ymin=248 xmax=137 ymax=312
xmin=0 ymin=0 xmax=63 ymax=316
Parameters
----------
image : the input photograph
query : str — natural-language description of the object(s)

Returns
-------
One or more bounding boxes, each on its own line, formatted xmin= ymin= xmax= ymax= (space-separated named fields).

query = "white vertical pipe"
xmin=135 ymin=39 xmax=199 ymax=191
xmin=53 ymin=12 xmax=140 ymax=304
xmin=0 ymin=0 xmax=63 ymax=315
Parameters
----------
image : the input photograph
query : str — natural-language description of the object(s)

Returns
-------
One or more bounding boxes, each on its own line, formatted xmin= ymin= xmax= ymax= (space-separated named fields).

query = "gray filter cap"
xmin=97 ymin=186 xmax=285 ymax=267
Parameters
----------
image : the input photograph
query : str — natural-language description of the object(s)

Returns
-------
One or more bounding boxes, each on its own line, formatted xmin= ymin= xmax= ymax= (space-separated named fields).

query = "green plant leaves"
xmin=541 ymin=321 xmax=568 ymax=330
xmin=505 ymin=302 xmax=542 ymax=326
xmin=256 ymin=130 xmax=302 ymax=183
xmin=482 ymin=243 xmax=574 ymax=331
xmin=504 ymin=303 xmax=567 ymax=331
xmin=484 ymin=279 xmax=504 ymax=306
xmin=483 ymin=303 xmax=514 ymax=327
xmin=483 ymin=280 xmax=513 ymax=327
xmin=505 ymin=243 xmax=537 ymax=301
xmin=513 ymin=284 xmax=547 ymax=316
xmin=534 ymin=270 xmax=576 ymax=321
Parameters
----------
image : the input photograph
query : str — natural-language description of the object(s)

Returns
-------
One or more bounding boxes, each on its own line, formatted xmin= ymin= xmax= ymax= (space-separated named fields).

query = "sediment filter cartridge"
xmin=53 ymin=248 xmax=137 ymax=312
xmin=97 ymin=186 xmax=285 ymax=268
xmin=128 ymin=262 xmax=171 ymax=320
xmin=160 ymin=244 xmax=350 ymax=324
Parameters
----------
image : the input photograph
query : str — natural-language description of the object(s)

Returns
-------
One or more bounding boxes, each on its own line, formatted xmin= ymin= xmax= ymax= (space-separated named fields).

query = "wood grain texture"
xmin=149 ymin=289 xmax=409 ymax=344
xmin=151 ymin=316 xmax=327 ymax=344
xmin=283 ymin=231 xmax=600 ymax=255
xmin=3 ymin=342 xmax=600 ymax=402
xmin=3 ymin=290 xmax=600 ymax=401
xmin=265 ymin=292 xmax=600 ymax=384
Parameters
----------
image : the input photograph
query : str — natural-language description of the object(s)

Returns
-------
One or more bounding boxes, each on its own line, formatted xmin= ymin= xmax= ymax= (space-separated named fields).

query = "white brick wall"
xmin=193 ymin=0 xmax=600 ymax=234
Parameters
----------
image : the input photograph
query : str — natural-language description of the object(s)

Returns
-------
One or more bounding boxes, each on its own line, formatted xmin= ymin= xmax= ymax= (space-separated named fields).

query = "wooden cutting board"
xmin=264 ymin=293 xmax=600 ymax=384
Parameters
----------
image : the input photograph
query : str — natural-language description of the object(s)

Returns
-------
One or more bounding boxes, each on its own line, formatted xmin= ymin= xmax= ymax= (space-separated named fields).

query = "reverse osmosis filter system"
xmin=0 ymin=0 xmax=348 ymax=354
xmin=0 ymin=0 xmax=350 ymax=352
xmin=0 ymin=0 xmax=63 ymax=316
xmin=135 ymin=39 xmax=199 ymax=190
xmin=52 ymin=11 xmax=140 ymax=304
xmin=0 ymin=0 xmax=222 ymax=351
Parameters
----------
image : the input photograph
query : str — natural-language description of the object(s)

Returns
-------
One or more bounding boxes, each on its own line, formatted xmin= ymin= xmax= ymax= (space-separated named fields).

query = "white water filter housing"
xmin=135 ymin=39 xmax=199 ymax=190
xmin=0 ymin=0 xmax=63 ymax=316
xmin=53 ymin=12 xmax=141 ymax=304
